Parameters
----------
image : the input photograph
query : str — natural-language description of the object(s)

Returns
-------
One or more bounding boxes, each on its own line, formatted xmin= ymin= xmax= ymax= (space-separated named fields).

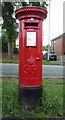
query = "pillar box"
xmin=15 ymin=6 xmax=47 ymax=109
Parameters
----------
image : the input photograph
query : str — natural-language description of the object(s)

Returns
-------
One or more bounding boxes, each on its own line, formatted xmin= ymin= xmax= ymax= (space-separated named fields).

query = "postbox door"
xmin=19 ymin=21 xmax=42 ymax=86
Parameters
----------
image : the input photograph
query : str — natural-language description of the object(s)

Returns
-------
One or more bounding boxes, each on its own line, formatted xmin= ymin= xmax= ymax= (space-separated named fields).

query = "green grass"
xmin=0 ymin=78 xmax=2 ymax=115
xmin=0 ymin=59 xmax=19 ymax=63
xmin=2 ymin=77 xmax=63 ymax=118
xmin=42 ymin=60 xmax=61 ymax=65
xmin=0 ymin=59 xmax=61 ymax=65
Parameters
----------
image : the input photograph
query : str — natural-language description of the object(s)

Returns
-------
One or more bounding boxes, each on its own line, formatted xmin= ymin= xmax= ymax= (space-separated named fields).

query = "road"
xmin=0 ymin=63 xmax=65 ymax=78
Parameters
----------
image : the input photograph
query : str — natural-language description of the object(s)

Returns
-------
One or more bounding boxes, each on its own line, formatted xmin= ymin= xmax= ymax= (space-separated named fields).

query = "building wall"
xmin=63 ymin=38 xmax=65 ymax=55
xmin=54 ymin=38 xmax=63 ymax=56
xmin=51 ymin=41 xmax=54 ymax=52
xmin=51 ymin=33 xmax=65 ymax=56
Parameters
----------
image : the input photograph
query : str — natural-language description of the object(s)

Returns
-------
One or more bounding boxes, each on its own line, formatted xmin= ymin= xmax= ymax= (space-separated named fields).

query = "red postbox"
xmin=15 ymin=6 xmax=47 ymax=109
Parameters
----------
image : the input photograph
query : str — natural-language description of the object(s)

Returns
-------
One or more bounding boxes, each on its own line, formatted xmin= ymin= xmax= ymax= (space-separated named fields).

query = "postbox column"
xmin=15 ymin=6 xmax=47 ymax=109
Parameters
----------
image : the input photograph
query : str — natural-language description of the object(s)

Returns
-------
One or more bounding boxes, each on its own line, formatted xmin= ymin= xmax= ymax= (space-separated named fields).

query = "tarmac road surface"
xmin=0 ymin=63 xmax=64 ymax=78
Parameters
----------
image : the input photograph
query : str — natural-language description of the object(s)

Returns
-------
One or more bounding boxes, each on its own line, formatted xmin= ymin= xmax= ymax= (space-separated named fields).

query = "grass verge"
xmin=42 ymin=60 xmax=61 ymax=65
xmin=0 ymin=78 xmax=2 ymax=116
xmin=2 ymin=77 xmax=63 ymax=118
xmin=0 ymin=59 xmax=61 ymax=65
xmin=0 ymin=59 xmax=18 ymax=63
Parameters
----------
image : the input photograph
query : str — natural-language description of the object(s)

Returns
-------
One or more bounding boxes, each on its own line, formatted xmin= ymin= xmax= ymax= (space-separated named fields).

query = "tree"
xmin=14 ymin=1 xmax=48 ymax=9
xmin=43 ymin=45 xmax=51 ymax=51
xmin=2 ymin=31 xmax=8 ymax=52
xmin=2 ymin=2 xmax=18 ymax=59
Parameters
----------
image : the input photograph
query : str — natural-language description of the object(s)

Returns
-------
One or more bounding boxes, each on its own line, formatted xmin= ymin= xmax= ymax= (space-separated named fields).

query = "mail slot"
xmin=15 ymin=6 xmax=47 ymax=109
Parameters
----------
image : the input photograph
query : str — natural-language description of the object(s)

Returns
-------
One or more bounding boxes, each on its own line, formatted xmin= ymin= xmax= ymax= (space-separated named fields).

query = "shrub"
xmin=13 ymin=48 xmax=18 ymax=54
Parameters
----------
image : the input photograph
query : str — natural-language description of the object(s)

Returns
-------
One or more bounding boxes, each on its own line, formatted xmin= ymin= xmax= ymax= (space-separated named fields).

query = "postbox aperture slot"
xmin=25 ymin=23 xmax=38 ymax=27
xmin=27 ymin=31 xmax=36 ymax=46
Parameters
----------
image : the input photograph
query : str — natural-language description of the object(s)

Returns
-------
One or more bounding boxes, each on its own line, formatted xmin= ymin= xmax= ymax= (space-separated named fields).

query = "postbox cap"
xmin=15 ymin=6 xmax=47 ymax=20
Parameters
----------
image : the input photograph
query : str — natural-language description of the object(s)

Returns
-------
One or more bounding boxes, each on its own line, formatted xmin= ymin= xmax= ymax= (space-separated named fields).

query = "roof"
xmin=51 ymin=33 xmax=65 ymax=41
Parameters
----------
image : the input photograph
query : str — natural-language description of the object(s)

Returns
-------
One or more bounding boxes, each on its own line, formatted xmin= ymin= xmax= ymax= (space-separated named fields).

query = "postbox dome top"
xmin=15 ymin=6 xmax=47 ymax=20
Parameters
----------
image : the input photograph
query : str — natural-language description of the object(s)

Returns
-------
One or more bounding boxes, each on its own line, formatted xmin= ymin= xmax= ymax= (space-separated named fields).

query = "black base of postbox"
xmin=18 ymin=85 xmax=43 ymax=110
